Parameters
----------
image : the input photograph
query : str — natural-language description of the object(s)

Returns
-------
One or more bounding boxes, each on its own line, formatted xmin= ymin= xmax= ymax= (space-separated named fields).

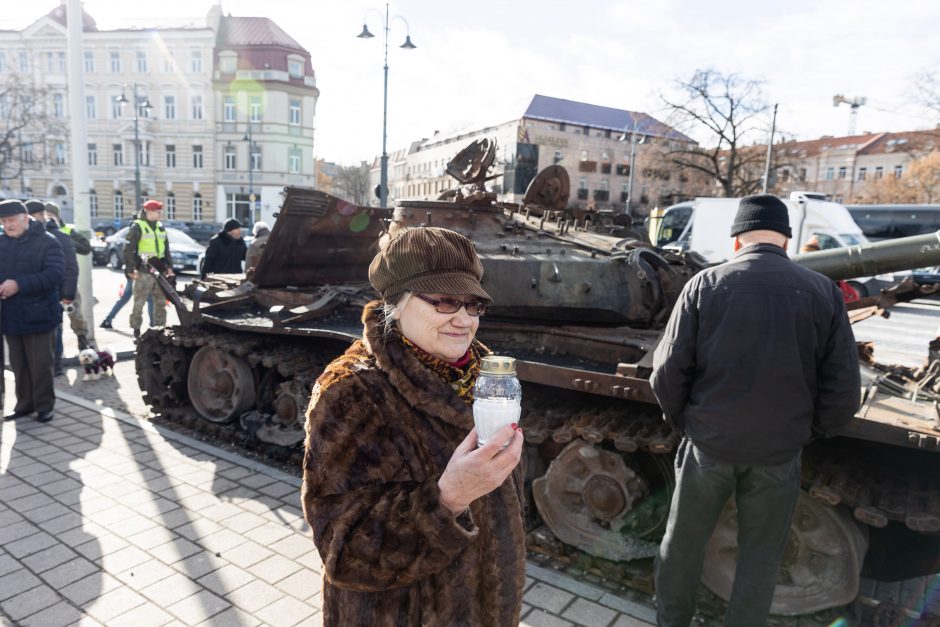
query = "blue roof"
xmin=523 ymin=94 xmax=693 ymax=143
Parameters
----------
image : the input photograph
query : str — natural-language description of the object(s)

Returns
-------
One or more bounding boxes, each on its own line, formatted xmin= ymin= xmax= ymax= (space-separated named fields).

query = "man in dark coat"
xmin=650 ymin=194 xmax=860 ymax=626
xmin=44 ymin=201 xmax=91 ymax=353
xmin=201 ymin=218 xmax=247 ymax=278
xmin=26 ymin=201 xmax=79 ymax=376
xmin=0 ymin=199 xmax=65 ymax=422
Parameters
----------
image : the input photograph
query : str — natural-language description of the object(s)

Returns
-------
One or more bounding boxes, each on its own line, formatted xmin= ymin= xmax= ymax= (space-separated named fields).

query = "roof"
xmin=217 ymin=16 xmax=304 ymax=51
xmin=778 ymin=129 xmax=939 ymax=158
xmin=522 ymin=94 xmax=694 ymax=143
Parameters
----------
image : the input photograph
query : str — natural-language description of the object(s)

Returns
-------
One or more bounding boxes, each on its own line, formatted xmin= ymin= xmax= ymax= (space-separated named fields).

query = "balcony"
xmin=576 ymin=188 xmax=589 ymax=200
xmin=578 ymin=160 xmax=597 ymax=173
xmin=593 ymin=190 xmax=609 ymax=202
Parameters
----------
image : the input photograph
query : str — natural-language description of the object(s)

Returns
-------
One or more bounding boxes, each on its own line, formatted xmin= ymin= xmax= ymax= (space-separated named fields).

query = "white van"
xmin=658 ymin=192 xmax=868 ymax=264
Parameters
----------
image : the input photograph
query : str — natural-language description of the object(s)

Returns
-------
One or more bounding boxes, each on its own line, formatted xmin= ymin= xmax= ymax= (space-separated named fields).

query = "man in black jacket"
xmin=0 ymin=199 xmax=65 ymax=423
xmin=201 ymin=218 xmax=247 ymax=278
xmin=650 ymin=194 xmax=860 ymax=626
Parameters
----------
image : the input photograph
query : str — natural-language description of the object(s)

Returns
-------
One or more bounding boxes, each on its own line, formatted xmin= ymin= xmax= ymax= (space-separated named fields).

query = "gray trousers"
xmin=6 ymin=330 xmax=56 ymax=414
xmin=655 ymin=438 xmax=800 ymax=627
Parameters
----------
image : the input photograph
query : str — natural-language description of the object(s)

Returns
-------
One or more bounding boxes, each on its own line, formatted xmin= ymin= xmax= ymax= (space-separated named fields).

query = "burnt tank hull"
xmin=137 ymin=172 xmax=940 ymax=621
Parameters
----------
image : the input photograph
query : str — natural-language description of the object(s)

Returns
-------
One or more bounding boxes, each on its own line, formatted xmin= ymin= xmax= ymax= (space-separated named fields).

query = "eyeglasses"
xmin=413 ymin=293 xmax=488 ymax=317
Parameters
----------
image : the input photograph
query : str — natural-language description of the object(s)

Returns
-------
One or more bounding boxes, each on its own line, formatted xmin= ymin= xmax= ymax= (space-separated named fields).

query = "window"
xmin=224 ymin=96 xmax=236 ymax=122
xmin=220 ymin=55 xmax=236 ymax=73
xmin=136 ymin=51 xmax=147 ymax=73
xmin=600 ymin=179 xmax=609 ymax=191
xmin=114 ymin=191 xmax=124 ymax=218
xmin=113 ymin=143 xmax=123 ymax=166
xmin=875 ymin=166 xmax=883 ymax=179
xmin=288 ymin=147 xmax=301 ymax=173
xmin=224 ymin=145 xmax=236 ymax=170
xmin=838 ymin=166 xmax=847 ymax=179
xmin=894 ymin=165 xmax=904 ymax=178
xmin=0 ymin=51 xmax=5 ymax=72
xmin=289 ymin=99 xmax=301 ymax=125
xmin=163 ymin=51 xmax=174 ymax=73
xmin=83 ymin=50 xmax=94 ymax=73
xmin=22 ymin=143 xmax=32 ymax=164
xmin=250 ymin=144 xmax=261 ymax=171
xmin=87 ymin=143 xmax=97 ymax=166
xmin=166 ymin=193 xmax=176 ymax=219
xmin=52 ymin=142 xmax=66 ymax=165
xmin=190 ymin=48 xmax=202 ymax=73
xmin=553 ymin=150 xmax=562 ymax=164
xmin=288 ymin=60 xmax=303 ymax=78
xmin=578 ymin=178 xmax=587 ymax=190
xmin=799 ymin=168 xmax=807 ymax=182
xmin=580 ymin=150 xmax=588 ymax=162
xmin=780 ymin=169 xmax=790 ymax=183
xmin=857 ymin=167 xmax=867 ymax=181
xmin=18 ymin=50 xmax=28 ymax=73
xmin=137 ymin=95 xmax=150 ymax=119
xmin=52 ymin=93 xmax=64 ymax=118
xmin=110 ymin=50 xmax=121 ymax=73
xmin=825 ymin=167 xmax=834 ymax=180
xmin=85 ymin=95 xmax=96 ymax=119
xmin=192 ymin=144 xmax=203 ymax=168
xmin=89 ymin=190 xmax=98 ymax=217
xmin=191 ymin=94 xmax=203 ymax=120
xmin=164 ymin=95 xmax=176 ymax=120
xmin=601 ymin=151 xmax=610 ymax=162
xmin=47 ymin=52 xmax=56 ymax=73
xmin=112 ymin=95 xmax=124 ymax=119
xmin=583 ymin=126 xmax=589 ymax=135
xmin=192 ymin=193 xmax=202 ymax=220
xmin=165 ymin=144 xmax=176 ymax=168
xmin=139 ymin=141 xmax=152 ymax=167
xmin=249 ymin=95 xmax=261 ymax=122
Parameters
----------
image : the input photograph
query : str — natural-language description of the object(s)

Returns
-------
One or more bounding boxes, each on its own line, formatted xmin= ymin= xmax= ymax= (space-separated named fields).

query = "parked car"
xmin=90 ymin=235 xmax=109 ymax=266
xmin=93 ymin=218 xmax=134 ymax=237
xmin=105 ymin=226 xmax=205 ymax=273
xmin=184 ymin=221 xmax=223 ymax=244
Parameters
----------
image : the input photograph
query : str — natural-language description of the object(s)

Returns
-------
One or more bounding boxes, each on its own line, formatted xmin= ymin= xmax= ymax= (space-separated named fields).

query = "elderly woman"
xmin=302 ymin=226 xmax=526 ymax=626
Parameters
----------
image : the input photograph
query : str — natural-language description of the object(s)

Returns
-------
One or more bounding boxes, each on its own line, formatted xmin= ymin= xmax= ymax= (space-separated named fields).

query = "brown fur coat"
xmin=302 ymin=301 xmax=526 ymax=626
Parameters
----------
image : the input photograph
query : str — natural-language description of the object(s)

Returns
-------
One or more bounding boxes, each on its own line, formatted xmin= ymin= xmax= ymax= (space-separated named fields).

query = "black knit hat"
xmin=368 ymin=227 xmax=491 ymax=302
xmin=0 ymin=199 xmax=27 ymax=218
xmin=730 ymin=194 xmax=792 ymax=238
xmin=25 ymin=199 xmax=46 ymax=215
xmin=223 ymin=218 xmax=242 ymax=232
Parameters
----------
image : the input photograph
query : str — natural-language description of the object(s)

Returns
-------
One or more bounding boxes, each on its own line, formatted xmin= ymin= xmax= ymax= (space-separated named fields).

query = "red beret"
xmin=143 ymin=199 xmax=164 ymax=210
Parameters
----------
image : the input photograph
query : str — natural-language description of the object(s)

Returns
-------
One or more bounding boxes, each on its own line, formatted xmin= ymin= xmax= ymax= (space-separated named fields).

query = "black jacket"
xmin=650 ymin=243 xmax=860 ymax=465
xmin=46 ymin=220 xmax=78 ymax=301
xmin=201 ymin=231 xmax=247 ymax=278
xmin=0 ymin=218 xmax=65 ymax=336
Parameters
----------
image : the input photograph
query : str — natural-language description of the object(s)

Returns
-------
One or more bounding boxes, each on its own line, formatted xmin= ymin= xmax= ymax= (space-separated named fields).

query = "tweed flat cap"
xmin=730 ymin=194 xmax=792 ymax=238
xmin=368 ymin=227 xmax=491 ymax=302
xmin=0 ymin=199 xmax=28 ymax=218
xmin=25 ymin=199 xmax=46 ymax=215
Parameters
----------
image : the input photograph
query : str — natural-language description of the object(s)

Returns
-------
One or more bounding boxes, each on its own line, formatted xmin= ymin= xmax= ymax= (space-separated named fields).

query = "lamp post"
xmin=619 ymin=119 xmax=645 ymax=217
xmin=116 ymin=84 xmax=152 ymax=214
xmin=242 ymin=124 xmax=255 ymax=224
xmin=358 ymin=3 xmax=416 ymax=209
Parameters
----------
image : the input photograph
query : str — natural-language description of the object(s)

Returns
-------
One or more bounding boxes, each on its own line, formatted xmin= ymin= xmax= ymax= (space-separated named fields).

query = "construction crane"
xmin=833 ymin=94 xmax=867 ymax=135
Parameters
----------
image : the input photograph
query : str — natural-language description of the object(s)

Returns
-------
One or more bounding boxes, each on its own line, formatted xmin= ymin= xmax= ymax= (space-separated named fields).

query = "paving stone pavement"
xmin=1 ymin=373 xmax=655 ymax=626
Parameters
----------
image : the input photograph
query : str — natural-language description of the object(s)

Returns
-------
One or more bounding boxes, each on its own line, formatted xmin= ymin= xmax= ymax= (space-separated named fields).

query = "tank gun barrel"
xmin=792 ymin=230 xmax=940 ymax=281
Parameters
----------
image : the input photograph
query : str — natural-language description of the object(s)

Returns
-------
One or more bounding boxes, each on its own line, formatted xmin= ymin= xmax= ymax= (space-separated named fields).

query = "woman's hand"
xmin=437 ymin=425 xmax=524 ymax=516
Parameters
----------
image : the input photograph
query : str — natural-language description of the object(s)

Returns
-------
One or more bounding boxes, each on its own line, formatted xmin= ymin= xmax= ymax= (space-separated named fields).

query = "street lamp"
xmin=619 ymin=119 xmax=646 ymax=217
xmin=358 ymin=3 xmax=416 ymax=209
xmin=242 ymin=125 xmax=256 ymax=224
xmin=116 ymin=84 xmax=152 ymax=214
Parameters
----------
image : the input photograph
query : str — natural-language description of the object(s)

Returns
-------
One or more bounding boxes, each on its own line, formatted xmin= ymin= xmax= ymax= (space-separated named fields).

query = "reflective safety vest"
xmin=134 ymin=220 xmax=167 ymax=259
xmin=60 ymin=225 xmax=72 ymax=235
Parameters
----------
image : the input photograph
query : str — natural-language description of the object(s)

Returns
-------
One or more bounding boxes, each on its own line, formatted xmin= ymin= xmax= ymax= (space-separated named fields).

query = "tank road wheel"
xmin=701 ymin=491 xmax=869 ymax=615
xmin=187 ymin=346 xmax=256 ymax=423
xmin=532 ymin=439 xmax=668 ymax=561
xmin=136 ymin=333 xmax=189 ymax=408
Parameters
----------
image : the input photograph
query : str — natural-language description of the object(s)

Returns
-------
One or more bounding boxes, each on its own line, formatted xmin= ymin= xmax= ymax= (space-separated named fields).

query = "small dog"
xmin=78 ymin=348 xmax=116 ymax=381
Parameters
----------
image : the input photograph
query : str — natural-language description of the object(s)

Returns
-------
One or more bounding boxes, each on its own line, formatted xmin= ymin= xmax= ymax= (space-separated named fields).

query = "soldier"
xmin=123 ymin=199 xmax=175 ymax=339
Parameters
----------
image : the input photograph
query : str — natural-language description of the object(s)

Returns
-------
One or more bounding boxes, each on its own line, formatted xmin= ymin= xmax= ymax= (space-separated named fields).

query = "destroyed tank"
xmin=137 ymin=138 xmax=940 ymax=621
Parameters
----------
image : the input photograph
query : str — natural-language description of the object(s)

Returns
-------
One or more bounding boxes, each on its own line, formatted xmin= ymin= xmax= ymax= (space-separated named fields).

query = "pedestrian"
xmin=244 ymin=220 xmax=270 ymax=280
xmin=302 ymin=227 xmax=526 ymax=626
xmin=99 ymin=275 xmax=153 ymax=330
xmin=0 ymin=199 xmax=65 ymax=423
xmin=44 ymin=202 xmax=93 ymax=352
xmin=25 ymin=201 xmax=81 ymax=376
xmin=201 ymin=218 xmax=247 ymax=278
xmin=650 ymin=194 xmax=861 ymax=626
xmin=123 ymin=199 xmax=175 ymax=339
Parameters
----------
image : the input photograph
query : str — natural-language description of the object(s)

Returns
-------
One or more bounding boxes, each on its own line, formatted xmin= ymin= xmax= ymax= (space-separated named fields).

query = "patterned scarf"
xmin=398 ymin=332 xmax=482 ymax=404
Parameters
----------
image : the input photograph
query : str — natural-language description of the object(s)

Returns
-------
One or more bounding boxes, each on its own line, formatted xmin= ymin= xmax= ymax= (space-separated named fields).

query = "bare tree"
xmin=914 ymin=70 xmax=940 ymax=120
xmin=332 ymin=162 xmax=371 ymax=205
xmin=660 ymin=69 xmax=775 ymax=197
xmin=0 ymin=74 xmax=61 ymax=192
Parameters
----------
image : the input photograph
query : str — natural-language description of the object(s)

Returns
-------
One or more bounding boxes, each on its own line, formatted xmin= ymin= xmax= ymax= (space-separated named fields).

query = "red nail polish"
xmin=511 ymin=423 xmax=518 ymax=430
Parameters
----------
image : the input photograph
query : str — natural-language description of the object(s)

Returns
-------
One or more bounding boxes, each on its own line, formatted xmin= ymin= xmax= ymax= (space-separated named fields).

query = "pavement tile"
xmin=135 ymin=496 xmax=183 ymax=517
xmin=243 ymin=495 xmax=282 ymax=515
xmin=79 ymin=495 xmax=118 ymax=515
xmin=140 ymin=571 xmax=202 ymax=606
xmin=145 ymin=507 xmax=193 ymax=530
xmin=6 ymin=492 xmax=56 ymax=514
xmin=198 ymin=501 xmax=243 ymax=523
xmin=197 ymin=563 xmax=255 ymax=597
xmin=0 ymin=507 xmax=24 ymax=526
xmin=159 ymin=483 xmax=202 ymax=501
xmin=125 ymin=526 xmax=177 ymax=551
xmin=39 ymin=555 xmax=100 ymax=589
xmin=250 ymin=553 xmax=303 ymax=585
xmin=20 ymin=542 xmax=77 ymax=573
xmin=0 ymin=554 xmax=19 ymax=577
xmin=294 ymin=550 xmax=323 ymax=574
xmin=268 ymin=534 xmax=317 ymax=560
xmin=83 ymin=585 xmax=148 ymax=623
xmin=612 ymin=615 xmax=654 ymax=627
xmin=253 ymin=595 xmax=317 ymax=627
xmin=220 ymin=511 xmax=268 ymax=534
xmin=107 ymin=603 xmax=176 ymax=627
xmin=223 ymin=540 xmax=274 ymax=569
xmin=274 ymin=568 xmax=320 ymax=601
xmin=525 ymin=582 xmax=576 ymax=614
xmin=53 ymin=488 xmax=84 ymax=507
xmin=41 ymin=476 xmax=83 ymax=496
xmin=0 ymin=583 xmax=61 ymax=622
xmin=20 ymin=501 xmax=73 ymax=525
xmin=119 ymin=488 xmax=160 ymax=507
xmin=562 ymin=598 xmax=618 ymax=626
xmin=226 ymin=578 xmax=285 ymax=614
xmin=171 ymin=550 xmax=225 ymax=580
xmin=58 ymin=522 xmax=108 ymax=547
xmin=260 ymin=481 xmax=299 ymax=500
xmin=100 ymin=545 xmax=153 ymax=573
xmin=8 ymin=461 xmax=49 ymax=478
xmin=521 ymin=609 xmax=575 ymax=627
xmin=179 ymin=492 xmax=224 ymax=512
xmin=87 ymin=503 xmax=138 ymax=526
xmin=218 ymin=486 xmax=262 ymax=502
xmin=148 ymin=536 xmax=203 ymax=564
xmin=34 ymin=510 xmax=83 ymax=535
xmin=114 ymin=559 xmax=178 ymax=590
xmin=199 ymin=528 xmax=248 ymax=555
xmin=217 ymin=465 xmax=254 ymax=481
xmin=4 ymin=530 xmax=58 ymax=559
xmin=0 ymin=482 xmax=39 ymax=502
xmin=243 ymin=521 xmax=294 ymax=546
xmin=597 ymin=593 xmax=657 ymax=624
xmin=165 ymin=588 xmax=231 ymax=624
xmin=175 ymin=518 xmax=223 ymax=543
xmin=114 ymin=514 xmax=159 ymax=537
xmin=18 ymin=600 xmax=84 ymax=626
xmin=0 ymin=569 xmax=42 ymax=602
xmin=0 ymin=520 xmax=39 ymax=546
xmin=237 ymin=473 xmax=279 ymax=490
xmin=195 ymin=606 xmax=262 ymax=627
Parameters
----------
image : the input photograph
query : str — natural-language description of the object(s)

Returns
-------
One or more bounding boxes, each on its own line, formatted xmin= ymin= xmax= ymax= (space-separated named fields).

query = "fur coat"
xmin=302 ymin=301 xmax=526 ymax=626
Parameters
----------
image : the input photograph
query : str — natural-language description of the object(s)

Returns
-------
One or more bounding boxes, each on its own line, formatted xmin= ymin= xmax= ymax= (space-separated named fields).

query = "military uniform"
xmin=123 ymin=204 xmax=174 ymax=335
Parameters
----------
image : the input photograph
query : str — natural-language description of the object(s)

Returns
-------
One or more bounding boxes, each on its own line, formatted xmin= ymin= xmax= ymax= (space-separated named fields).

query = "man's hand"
xmin=0 ymin=279 xmax=20 ymax=298
xmin=438 ymin=425 xmax=524 ymax=516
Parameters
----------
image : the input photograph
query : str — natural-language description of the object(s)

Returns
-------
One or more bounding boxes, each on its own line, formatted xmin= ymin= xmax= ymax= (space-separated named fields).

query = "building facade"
xmin=0 ymin=2 xmax=317 ymax=227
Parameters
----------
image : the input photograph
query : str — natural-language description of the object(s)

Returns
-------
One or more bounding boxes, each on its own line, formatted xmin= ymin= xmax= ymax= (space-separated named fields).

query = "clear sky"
xmin=3 ymin=1 xmax=940 ymax=164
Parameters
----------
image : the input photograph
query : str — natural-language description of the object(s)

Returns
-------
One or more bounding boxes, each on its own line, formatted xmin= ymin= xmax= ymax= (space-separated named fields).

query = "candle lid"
xmin=480 ymin=356 xmax=516 ymax=375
